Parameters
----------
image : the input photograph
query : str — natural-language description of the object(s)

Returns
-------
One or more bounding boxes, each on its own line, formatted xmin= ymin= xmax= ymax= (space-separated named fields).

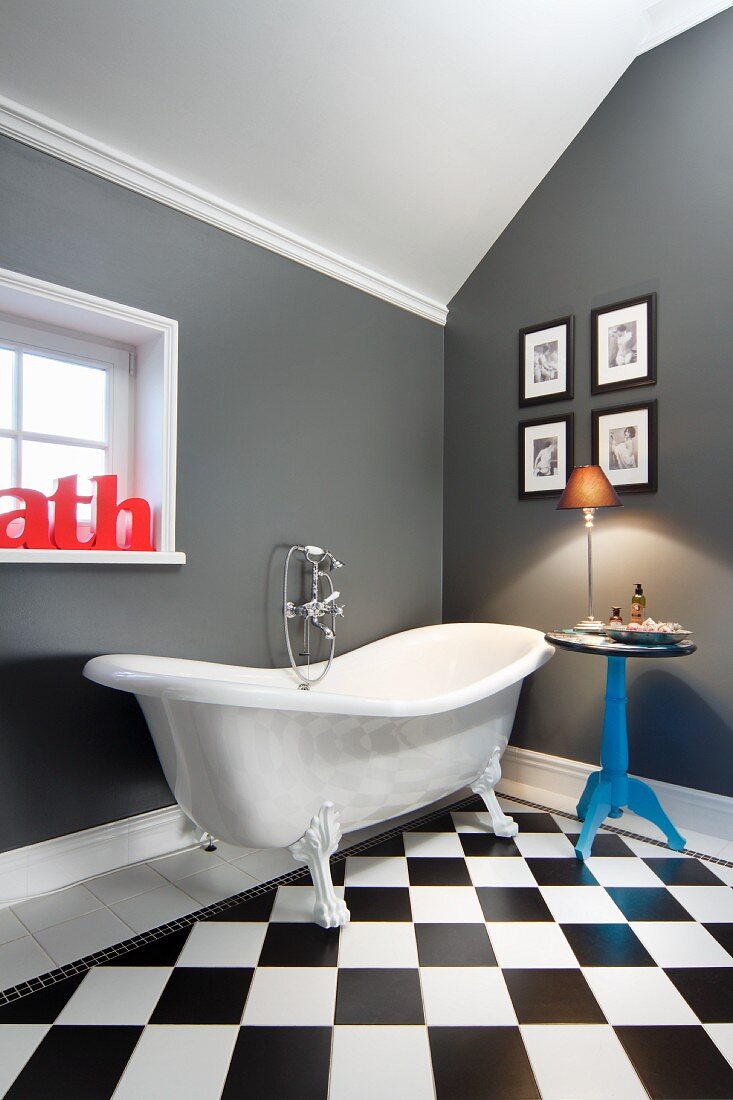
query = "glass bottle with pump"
xmin=630 ymin=583 xmax=646 ymax=623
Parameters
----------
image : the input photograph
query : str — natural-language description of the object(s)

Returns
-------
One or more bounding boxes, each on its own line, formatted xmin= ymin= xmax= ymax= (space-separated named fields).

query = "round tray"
xmin=604 ymin=628 xmax=693 ymax=646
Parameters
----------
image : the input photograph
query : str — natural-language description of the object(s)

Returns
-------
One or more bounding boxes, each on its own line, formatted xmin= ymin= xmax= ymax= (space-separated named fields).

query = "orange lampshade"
xmin=557 ymin=465 xmax=622 ymax=510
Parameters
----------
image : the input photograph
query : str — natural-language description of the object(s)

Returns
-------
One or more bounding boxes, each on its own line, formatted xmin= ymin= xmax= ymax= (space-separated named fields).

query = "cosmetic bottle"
xmin=630 ymin=583 xmax=646 ymax=624
xmin=609 ymin=606 xmax=623 ymax=625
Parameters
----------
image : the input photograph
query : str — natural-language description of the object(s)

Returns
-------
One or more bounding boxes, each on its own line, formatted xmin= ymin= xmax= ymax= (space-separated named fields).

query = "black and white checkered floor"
xmin=2 ymin=794 xmax=733 ymax=1099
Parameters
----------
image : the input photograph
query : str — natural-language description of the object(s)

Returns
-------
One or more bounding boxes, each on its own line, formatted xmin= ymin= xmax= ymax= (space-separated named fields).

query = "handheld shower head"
xmin=330 ymin=556 xmax=344 ymax=570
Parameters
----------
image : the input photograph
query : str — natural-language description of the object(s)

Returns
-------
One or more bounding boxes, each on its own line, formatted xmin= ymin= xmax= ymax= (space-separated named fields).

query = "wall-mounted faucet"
xmin=283 ymin=544 xmax=345 ymax=688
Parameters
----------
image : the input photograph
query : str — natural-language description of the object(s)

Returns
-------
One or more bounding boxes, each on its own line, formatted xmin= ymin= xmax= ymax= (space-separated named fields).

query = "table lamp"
xmin=557 ymin=465 xmax=622 ymax=633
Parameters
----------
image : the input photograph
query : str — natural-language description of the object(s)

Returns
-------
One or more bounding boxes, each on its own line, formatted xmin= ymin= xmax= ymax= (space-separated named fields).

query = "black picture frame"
xmin=518 ymin=413 xmax=574 ymax=500
xmin=518 ymin=315 xmax=574 ymax=407
xmin=592 ymin=399 xmax=658 ymax=493
xmin=591 ymin=292 xmax=656 ymax=395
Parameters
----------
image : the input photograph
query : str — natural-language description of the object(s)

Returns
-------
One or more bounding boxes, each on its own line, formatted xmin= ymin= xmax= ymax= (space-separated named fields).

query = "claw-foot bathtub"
xmin=84 ymin=622 xmax=552 ymax=927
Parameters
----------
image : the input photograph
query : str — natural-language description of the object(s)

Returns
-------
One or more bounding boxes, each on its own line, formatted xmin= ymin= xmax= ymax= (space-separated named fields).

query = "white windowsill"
xmin=0 ymin=549 xmax=186 ymax=564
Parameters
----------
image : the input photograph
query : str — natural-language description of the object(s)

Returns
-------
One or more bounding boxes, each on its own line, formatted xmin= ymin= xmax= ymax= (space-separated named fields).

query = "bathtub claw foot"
xmin=289 ymin=802 xmax=350 ymax=929
xmin=472 ymin=747 xmax=518 ymax=838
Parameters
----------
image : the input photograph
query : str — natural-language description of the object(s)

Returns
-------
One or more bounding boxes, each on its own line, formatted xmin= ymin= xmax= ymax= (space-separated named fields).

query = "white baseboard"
xmin=0 ymin=805 xmax=198 ymax=906
xmin=500 ymin=745 xmax=733 ymax=845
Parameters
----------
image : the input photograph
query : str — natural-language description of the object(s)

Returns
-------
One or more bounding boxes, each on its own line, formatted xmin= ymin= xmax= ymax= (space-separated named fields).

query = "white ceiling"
xmin=0 ymin=1 xmax=729 ymax=318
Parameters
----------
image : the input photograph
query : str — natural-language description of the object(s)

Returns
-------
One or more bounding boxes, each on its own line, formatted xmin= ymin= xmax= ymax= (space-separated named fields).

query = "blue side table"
xmin=545 ymin=631 xmax=697 ymax=861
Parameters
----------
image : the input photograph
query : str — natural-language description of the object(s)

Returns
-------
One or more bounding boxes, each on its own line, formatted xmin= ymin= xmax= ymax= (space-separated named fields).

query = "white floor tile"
xmin=231 ymin=848 xmax=300 ymax=885
xmin=552 ymin=814 xmax=583 ymax=833
xmin=211 ymin=841 xmax=259 ymax=862
xmin=176 ymin=921 xmax=268 ymax=967
xmin=56 ymin=965 xmax=172 ymax=1024
xmin=338 ymin=922 xmax=419 ymax=968
xmin=113 ymin=1024 xmax=239 ymax=1100
xmin=86 ymin=863 xmax=168 ymax=906
xmin=705 ymin=1024 xmax=733 ymax=1070
xmin=718 ymin=841 xmax=733 ymax=863
xmin=540 ymin=886 xmax=627 ymax=924
xmin=420 ymin=966 xmax=516 ymax=1026
xmin=153 ymin=847 xmax=226 ymax=882
xmin=0 ymin=1024 xmax=51 ymax=1095
xmin=487 ymin=922 xmax=578 ymax=968
xmin=514 ymin=833 xmax=576 ymax=858
xmin=176 ymin=863 xmax=258 ymax=905
xmin=241 ymin=966 xmax=337 ymax=1025
xmin=622 ymin=836 xmax=692 ymax=859
xmin=451 ymin=811 xmax=494 ymax=833
xmin=708 ymin=862 xmax=733 ymax=887
xmin=582 ymin=966 xmax=698 ymax=1025
xmin=330 ymin=1026 xmax=435 ymax=1100
xmin=403 ymin=832 xmax=464 ymax=858
xmin=110 ymin=883 xmax=200 ymax=933
xmin=345 ymin=856 xmax=409 ymax=887
xmin=0 ymin=936 xmax=55 ymax=988
xmin=681 ymin=831 xmax=729 ymax=859
xmin=0 ymin=906 xmax=27 ymax=946
xmin=667 ymin=886 xmax=733 ymax=923
xmin=521 ymin=1024 xmax=647 ymax=1099
xmin=270 ymin=885 xmax=346 ymax=923
xmin=409 ymin=887 xmax=485 ymax=923
xmin=466 ymin=857 xmax=537 ymax=887
xmin=585 ymin=857 xmax=665 ymax=887
xmin=630 ymin=921 xmax=733 ymax=968
xmin=34 ymin=908 xmax=133 ymax=966
xmin=12 ymin=884 xmax=103 ymax=933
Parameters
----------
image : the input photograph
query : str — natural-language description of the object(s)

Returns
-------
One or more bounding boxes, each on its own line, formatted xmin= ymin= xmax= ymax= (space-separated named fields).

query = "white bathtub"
xmin=84 ymin=622 xmax=552 ymax=926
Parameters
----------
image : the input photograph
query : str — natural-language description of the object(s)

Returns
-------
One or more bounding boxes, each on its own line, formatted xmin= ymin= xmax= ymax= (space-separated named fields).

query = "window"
xmin=0 ymin=265 xmax=184 ymax=564
xmin=0 ymin=317 xmax=131 ymax=526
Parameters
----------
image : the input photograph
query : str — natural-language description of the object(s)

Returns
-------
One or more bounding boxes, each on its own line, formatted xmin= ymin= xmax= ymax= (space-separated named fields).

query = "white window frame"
xmin=0 ymin=266 xmax=184 ymax=564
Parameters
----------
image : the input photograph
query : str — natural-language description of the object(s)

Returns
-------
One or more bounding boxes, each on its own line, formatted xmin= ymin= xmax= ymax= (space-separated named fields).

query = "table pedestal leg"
xmin=574 ymin=654 xmax=686 ymax=860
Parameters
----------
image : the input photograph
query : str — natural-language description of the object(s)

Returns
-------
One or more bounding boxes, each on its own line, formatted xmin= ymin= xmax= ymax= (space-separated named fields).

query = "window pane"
xmin=22 ymin=353 xmax=107 ymax=442
xmin=0 ymin=437 xmax=15 ymax=513
xmin=22 ymin=440 xmax=106 ymax=523
xmin=0 ymin=348 xmax=14 ymax=430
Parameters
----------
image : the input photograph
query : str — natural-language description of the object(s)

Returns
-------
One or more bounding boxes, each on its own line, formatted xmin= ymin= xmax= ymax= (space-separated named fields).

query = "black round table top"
xmin=545 ymin=630 xmax=697 ymax=659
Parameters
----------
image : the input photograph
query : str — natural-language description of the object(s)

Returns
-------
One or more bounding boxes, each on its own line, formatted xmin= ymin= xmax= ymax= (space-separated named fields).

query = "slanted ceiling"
xmin=0 ymin=0 xmax=730 ymax=321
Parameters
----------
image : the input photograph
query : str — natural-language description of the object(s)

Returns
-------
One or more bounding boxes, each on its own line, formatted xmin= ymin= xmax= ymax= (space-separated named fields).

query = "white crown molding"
xmin=0 ymin=95 xmax=448 ymax=327
xmin=500 ymin=744 xmax=733 ymax=849
xmin=638 ymin=0 xmax=733 ymax=53
xmin=0 ymin=805 xmax=198 ymax=906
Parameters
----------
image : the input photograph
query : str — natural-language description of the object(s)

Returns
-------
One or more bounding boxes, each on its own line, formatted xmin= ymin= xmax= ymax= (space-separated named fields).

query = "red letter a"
xmin=92 ymin=475 xmax=154 ymax=551
xmin=0 ymin=489 xmax=53 ymax=548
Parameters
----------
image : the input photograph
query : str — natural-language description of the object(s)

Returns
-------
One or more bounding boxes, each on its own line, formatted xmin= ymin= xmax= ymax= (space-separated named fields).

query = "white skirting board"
xmin=0 ymin=805 xmax=198 ymax=906
xmin=2 ymin=748 xmax=732 ymax=905
xmin=499 ymin=745 xmax=733 ymax=844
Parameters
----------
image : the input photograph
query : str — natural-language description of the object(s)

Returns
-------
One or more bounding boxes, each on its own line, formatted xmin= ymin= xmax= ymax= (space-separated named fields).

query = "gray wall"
xmin=0 ymin=136 xmax=444 ymax=853
xmin=444 ymin=11 xmax=733 ymax=796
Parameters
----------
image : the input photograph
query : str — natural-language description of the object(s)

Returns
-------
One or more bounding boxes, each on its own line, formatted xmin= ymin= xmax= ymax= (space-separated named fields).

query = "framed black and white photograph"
xmin=592 ymin=400 xmax=657 ymax=493
xmin=519 ymin=315 xmax=574 ymax=407
xmin=591 ymin=292 xmax=656 ymax=394
xmin=518 ymin=413 xmax=573 ymax=499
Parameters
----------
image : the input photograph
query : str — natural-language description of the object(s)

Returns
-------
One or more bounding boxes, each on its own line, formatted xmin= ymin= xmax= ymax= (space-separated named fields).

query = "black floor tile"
xmin=206 ymin=891 xmax=277 ymax=923
xmin=335 ymin=967 xmax=423 ymax=1024
xmin=525 ymin=858 xmax=599 ymax=886
xmin=561 ymin=922 xmax=656 ymax=966
xmin=429 ymin=1026 xmax=540 ymax=1100
xmin=4 ymin=1025 xmax=142 ymax=1100
xmin=644 ymin=857 xmax=723 ymax=886
xmin=343 ymin=886 xmax=412 ymax=921
xmin=407 ymin=857 xmax=472 ymax=886
xmin=258 ymin=923 xmax=340 ymax=967
xmin=566 ymin=832 xmax=634 ymax=856
xmin=355 ymin=833 xmax=405 ymax=857
xmin=415 ymin=922 xmax=497 ymax=966
xmin=616 ymin=1024 xmax=733 ymax=1099
xmin=407 ymin=812 xmax=457 ymax=832
xmin=149 ymin=967 xmax=253 ymax=1024
xmin=101 ymin=927 xmax=191 ymax=965
xmin=510 ymin=812 xmax=561 ymax=833
xmin=665 ymin=967 xmax=733 ymax=1022
xmin=458 ymin=833 xmax=521 ymax=857
xmin=222 ymin=1026 xmax=331 ymax=1100
xmin=503 ymin=968 xmax=605 ymax=1024
xmin=476 ymin=887 xmax=554 ymax=922
xmin=704 ymin=922 xmax=733 ymax=958
xmin=606 ymin=886 xmax=694 ymax=921
xmin=0 ymin=975 xmax=85 ymax=1023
